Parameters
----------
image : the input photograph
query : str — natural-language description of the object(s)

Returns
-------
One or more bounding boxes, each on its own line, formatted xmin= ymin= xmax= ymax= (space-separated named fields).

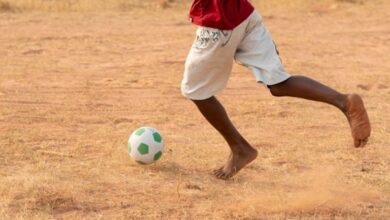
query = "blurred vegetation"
xmin=0 ymin=0 xmax=384 ymax=13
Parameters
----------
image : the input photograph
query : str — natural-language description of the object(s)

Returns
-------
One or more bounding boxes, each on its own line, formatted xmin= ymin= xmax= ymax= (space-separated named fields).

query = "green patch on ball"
xmin=153 ymin=132 xmax=162 ymax=143
xmin=135 ymin=128 xmax=145 ymax=136
xmin=154 ymin=151 xmax=162 ymax=161
xmin=137 ymin=143 xmax=149 ymax=155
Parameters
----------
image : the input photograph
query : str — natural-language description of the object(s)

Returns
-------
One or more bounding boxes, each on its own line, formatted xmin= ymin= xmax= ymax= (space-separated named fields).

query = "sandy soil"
xmin=0 ymin=1 xmax=389 ymax=219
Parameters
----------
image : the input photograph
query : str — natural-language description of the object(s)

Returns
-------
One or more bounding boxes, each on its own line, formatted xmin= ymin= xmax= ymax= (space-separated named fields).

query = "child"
xmin=181 ymin=0 xmax=371 ymax=180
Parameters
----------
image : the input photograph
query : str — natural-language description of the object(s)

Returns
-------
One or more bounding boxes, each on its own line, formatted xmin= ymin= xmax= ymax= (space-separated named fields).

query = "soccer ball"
xmin=128 ymin=127 xmax=164 ymax=165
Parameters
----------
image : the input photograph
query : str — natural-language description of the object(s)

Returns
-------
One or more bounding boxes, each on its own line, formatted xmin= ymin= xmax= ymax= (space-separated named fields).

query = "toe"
xmin=212 ymin=167 xmax=222 ymax=175
xmin=217 ymin=170 xmax=235 ymax=180
xmin=223 ymin=173 xmax=233 ymax=180
xmin=354 ymin=138 xmax=368 ymax=148
xmin=219 ymin=172 xmax=231 ymax=180
xmin=213 ymin=168 xmax=225 ymax=178
xmin=354 ymin=138 xmax=360 ymax=148
xmin=214 ymin=169 xmax=232 ymax=180
xmin=359 ymin=138 xmax=368 ymax=148
xmin=216 ymin=172 xmax=226 ymax=179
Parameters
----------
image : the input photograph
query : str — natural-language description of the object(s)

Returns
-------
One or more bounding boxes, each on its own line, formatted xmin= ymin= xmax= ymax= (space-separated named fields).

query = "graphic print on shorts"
xmin=193 ymin=28 xmax=221 ymax=49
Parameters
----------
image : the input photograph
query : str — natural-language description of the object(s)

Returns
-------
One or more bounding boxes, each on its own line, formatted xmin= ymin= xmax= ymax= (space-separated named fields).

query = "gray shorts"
xmin=181 ymin=11 xmax=290 ymax=100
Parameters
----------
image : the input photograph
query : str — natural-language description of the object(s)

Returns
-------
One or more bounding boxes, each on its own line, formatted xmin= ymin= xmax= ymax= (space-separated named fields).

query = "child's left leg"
xmin=192 ymin=96 xmax=258 ymax=179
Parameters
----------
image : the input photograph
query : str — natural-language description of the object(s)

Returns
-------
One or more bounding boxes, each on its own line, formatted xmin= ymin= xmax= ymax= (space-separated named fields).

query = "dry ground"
xmin=0 ymin=0 xmax=389 ymax=219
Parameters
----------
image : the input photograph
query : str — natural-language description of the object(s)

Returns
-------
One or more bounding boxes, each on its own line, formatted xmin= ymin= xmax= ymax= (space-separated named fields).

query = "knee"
xmin=267 ymin=76 xmax=293 ymax=97
xmin=268 ymin=84 xmax=285 ymax=97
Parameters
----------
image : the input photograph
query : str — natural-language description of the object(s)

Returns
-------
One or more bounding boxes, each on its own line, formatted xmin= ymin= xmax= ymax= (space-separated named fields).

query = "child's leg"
xmin=192 ymin=97 xmax=257 ymax=179
xmin=268 ymin=75 xmax=347 ymax=110
xmin=181 ymin=19 xmax=258 ymax=179
xmin=235 ymin=12 xmax=371 ymax=149
xmin=267 ymin=75 xmax=371 ymax=147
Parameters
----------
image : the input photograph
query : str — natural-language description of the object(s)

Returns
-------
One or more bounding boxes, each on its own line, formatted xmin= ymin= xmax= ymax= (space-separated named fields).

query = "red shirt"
xmin=189 ymin=0 xmax=254 ymax=30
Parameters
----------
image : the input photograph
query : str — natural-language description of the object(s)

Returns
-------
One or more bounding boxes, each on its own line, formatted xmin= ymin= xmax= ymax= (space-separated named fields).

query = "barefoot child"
xmin=181 ymin=0 xmax=371 ymax=180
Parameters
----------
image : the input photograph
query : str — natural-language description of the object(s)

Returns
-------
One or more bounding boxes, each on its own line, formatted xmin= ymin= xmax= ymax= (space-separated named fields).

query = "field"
xmin=0 ymin=0 xmax=389 ymax=219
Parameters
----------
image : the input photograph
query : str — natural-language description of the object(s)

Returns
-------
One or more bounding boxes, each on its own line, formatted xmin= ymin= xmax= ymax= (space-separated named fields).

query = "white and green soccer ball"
xmin=128 ymin=127 xmax=164 ymax=165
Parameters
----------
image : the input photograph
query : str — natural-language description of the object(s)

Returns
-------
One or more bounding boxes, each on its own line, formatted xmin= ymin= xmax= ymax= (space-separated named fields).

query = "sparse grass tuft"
xmin=0 ymin=0 xmax=389 ymax=219
xmin=0 ymin=0 xmax=182 ymax=12
xmin=0 ymin=0 xmax=385 ymax=12
xmin=159 ymin=0 xmax=170 ymax=9
xmin=0 ymin=1 xmax=18 ymax=12
xmin=336 ymin=0 xmax=365 ymax=4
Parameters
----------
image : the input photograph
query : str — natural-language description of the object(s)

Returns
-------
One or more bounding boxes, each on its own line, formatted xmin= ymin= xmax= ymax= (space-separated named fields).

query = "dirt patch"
xmin=0 ymin=0 xmax=389 ymax=219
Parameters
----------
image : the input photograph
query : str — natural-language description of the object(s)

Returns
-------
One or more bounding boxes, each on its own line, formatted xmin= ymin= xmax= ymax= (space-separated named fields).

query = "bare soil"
xmin=0 ymin=1 xmax=389 ymax=219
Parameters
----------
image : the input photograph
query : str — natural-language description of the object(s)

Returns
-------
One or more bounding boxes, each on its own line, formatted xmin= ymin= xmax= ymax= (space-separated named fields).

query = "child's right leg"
xmin=267 ymin=75 xmax=371 ymax=148
xmin=235 ymin=11 xmax=371 ymax=148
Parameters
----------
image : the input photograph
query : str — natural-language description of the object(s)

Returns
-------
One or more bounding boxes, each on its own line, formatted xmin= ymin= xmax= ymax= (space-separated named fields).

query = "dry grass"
xmin=0 ymin=0 xmax=386 ymax=12
xmin=0 ymin=0 xmax=162 ymax=12
xmin=0 ymin=0 xmax=390 ymax=219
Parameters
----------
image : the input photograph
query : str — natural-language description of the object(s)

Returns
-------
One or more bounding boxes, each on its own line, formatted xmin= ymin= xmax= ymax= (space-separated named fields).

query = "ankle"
xmin=231 ymin=144 xmax=257 ymax=155
xmin=337 ymin=94 xmax=349 ymax=113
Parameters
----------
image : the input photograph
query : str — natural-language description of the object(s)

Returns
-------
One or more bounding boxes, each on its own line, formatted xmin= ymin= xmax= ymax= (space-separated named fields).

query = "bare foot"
xmin=345 ymin=94 xmax=371 ymax=148
xmin=213 ymin=147 xmax=258 ymax=180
